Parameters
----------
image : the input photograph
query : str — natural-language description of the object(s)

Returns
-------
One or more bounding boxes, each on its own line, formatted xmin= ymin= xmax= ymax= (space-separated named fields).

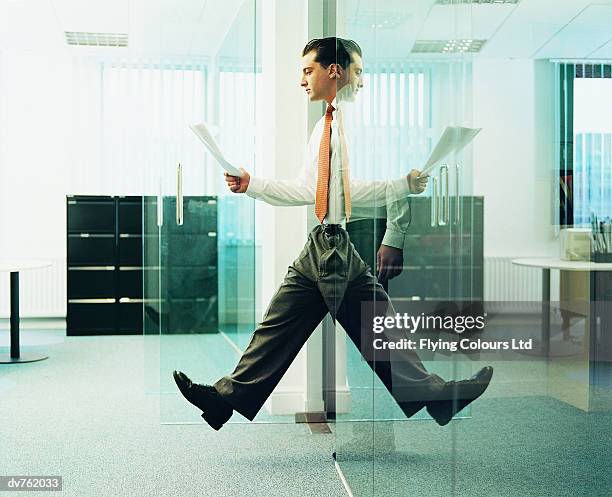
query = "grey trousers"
xmin=214 ymin=224 xmax=444 ymax=421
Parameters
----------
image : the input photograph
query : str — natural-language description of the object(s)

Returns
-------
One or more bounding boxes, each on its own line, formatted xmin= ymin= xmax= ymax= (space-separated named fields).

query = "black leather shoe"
xmin=173 ymin=371 xmax=233 ymax=430
xmin=426 ymin=366 xmax=493 ymax=426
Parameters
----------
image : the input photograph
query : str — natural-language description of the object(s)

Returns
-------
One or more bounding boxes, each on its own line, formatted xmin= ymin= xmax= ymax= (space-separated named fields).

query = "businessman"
xmin=174 ymin=37 xmax=493 ymax=431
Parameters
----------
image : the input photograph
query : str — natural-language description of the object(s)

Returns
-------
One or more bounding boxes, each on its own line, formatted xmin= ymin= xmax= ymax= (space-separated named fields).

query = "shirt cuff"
xmin=391 ymin=177 xmax=411 ymax=198
xmin=381 ymin=229 xmax=405 ymax=249
xmin=245 ymin=175 xmax=265 ymax=199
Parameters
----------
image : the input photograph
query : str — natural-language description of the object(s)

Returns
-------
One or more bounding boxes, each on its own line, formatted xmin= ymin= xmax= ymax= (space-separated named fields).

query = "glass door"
xmin=146 ymin=0 xmax=261 ymax=424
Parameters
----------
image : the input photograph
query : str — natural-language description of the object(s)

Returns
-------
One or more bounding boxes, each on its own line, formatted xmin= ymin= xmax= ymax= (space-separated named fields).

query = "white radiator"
xmin=484 ymin=257 xmax=542 ymax=302
xmin=0 ymin=258 xmax=66 ymax=318
xmin=484 ymin=257 xmax=544 ymax=313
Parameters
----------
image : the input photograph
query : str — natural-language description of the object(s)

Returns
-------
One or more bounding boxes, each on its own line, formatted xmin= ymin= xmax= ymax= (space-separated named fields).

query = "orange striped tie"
xmin=315 ymin=104 xmax=334 ymax=223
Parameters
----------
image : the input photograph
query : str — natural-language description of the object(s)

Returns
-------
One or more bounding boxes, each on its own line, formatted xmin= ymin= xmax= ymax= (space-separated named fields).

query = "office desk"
xmin=512 ymin=258 xmax=612 ymax=357
xmin=0 ymin=260 xmax=51 ymax=363
xmin=513 ymin=258 xmax=612 ymax=411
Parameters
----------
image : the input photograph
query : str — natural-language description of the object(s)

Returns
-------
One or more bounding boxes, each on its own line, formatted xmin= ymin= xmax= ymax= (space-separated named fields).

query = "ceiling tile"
xmin=590 ymin=38 xmax=612 ymax=59
xmin=418 ymin=3 xmax=516 ymax=41
xmin=189 ymin=0 xmax=245 ymax=58
xmin=51 ymin=0 xmax=129 ymax=33
xmin=535 ymin=4 xmax=612 ymax=58
xmin=481 ymin=0 xmax=592 ymax=58
xmin=0 ymin=0 xmax=64 ymax=52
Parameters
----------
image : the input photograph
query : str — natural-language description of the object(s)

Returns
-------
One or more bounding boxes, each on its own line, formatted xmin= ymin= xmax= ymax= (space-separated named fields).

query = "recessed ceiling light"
xmin=65 ymin=32 xmax=128 ymax=48
xmin=411 ymin=39 xmax=486 ymax=54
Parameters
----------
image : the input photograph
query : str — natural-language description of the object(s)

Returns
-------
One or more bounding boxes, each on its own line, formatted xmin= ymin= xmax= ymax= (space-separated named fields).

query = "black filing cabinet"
xmin=347 ymin=196 xmax=484 ymax=301
xmin=67 ymin=196 xmax=143 ymax=335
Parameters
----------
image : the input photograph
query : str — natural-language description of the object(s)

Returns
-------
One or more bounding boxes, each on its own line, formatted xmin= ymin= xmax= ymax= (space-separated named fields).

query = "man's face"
xmin=300 ymin=51 xmax=337 ymax=103
xmin=336 ymin=52 xmax=364 ymax=103
xmin=346 ymin=53 xmax=364 ymax=99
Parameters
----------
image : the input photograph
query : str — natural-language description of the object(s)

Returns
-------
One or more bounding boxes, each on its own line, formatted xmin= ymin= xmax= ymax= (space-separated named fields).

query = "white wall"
xmin=0 ymin=50 xmax=73 ymax=262
xmin=472 ymin=58 xmax=559 ymax=259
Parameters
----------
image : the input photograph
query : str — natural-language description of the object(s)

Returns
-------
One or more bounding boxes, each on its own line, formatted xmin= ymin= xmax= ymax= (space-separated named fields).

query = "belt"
xmin=323 ymin=224 xmax=342 ymax=235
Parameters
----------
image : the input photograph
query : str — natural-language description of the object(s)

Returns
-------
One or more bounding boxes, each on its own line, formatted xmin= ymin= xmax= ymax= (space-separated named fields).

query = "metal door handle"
xmin=176 ymin=163 xmax=183 ymax=226
xmin=454 ymin=164 xmax=461 ymax=225
xmin=157 ymin=177 xmax=163 ymax=227
xmin=438 ymin=165 xmax=449 ymax=226
xmin=431 ymin=176 xmax=438 ymax=227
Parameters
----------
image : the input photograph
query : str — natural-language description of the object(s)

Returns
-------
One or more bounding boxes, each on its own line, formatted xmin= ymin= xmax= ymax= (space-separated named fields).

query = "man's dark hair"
xmin=302 ymin=37 xmax=362 ymax=69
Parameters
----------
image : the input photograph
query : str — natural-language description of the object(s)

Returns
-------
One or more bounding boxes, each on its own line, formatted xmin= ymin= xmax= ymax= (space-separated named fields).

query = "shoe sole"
xmin=173 ymin=371 xmax=226 ymax=431
xmin=430 ymin=367 xmax=494 ymax=426
xmin=201 ymin=412 xmax=224 ymax=431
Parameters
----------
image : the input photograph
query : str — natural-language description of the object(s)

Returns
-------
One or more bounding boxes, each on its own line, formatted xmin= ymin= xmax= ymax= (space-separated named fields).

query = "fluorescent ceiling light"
xmin=411 ymin=39 xmax=486 ymax=54
xmin=65 ymin=32 xmax=128 ymax=48
xmin=435 ymin=0 xmax=519 ymax=4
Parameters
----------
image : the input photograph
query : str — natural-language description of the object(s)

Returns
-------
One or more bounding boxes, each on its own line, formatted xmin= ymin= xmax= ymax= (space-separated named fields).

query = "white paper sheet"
xmin=420 ymin=126 xmax=482 ymax=176
xmin=189 ymin=123 xmax=243 ymax=176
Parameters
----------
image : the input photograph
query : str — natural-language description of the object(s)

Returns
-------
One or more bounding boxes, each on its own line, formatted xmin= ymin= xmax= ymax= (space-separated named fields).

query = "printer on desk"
xmin=560 ymin=228 xmax=592 ymax=261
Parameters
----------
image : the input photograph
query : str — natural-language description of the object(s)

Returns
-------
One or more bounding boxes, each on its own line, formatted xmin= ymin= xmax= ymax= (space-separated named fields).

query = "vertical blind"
xmin=345 ymin=63 xmax=433 ymax=183
xmin=70 ymin=57 xmax=210 ymax=197
xmin=344 ymin=60 xmax=471 ymax=208
xmin=217 ymin=60 xmax=260 ymax=246
xmin=70 ymin=56 xmax=259 ymax=244
xmin=555 ymin=62 xmax=612 ymax=226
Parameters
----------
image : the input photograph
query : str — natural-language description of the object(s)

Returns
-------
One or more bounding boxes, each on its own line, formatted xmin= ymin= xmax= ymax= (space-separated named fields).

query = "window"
xmin=557 ymin=63 xmax=612 ymax=227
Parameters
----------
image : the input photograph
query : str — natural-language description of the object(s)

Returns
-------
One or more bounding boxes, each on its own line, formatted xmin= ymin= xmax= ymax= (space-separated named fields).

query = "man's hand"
xmin=407 ymin=169 xmax=428 ymax=194
xmin=224 ymin=168 xmax=250 ymax=194
xmin=376 ymin=244 xmax=404 ymax=283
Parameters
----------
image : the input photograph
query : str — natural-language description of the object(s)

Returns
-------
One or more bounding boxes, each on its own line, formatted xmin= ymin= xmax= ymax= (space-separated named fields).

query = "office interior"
xmin=1 ymin=0 xmax=611 ymax=496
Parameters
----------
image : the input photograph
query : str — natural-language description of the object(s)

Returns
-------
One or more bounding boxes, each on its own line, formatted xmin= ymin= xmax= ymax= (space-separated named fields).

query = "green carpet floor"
xmin=336 ymin=393 xmax=612 ymax=497
xmin=0 ymin=329 xmax=343 ymax=497
xmin=2 ymin=327 xmax=610 ymax=497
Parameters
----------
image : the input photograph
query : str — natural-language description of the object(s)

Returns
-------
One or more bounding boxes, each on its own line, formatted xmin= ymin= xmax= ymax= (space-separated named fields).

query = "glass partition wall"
xmin=335 ymin=1 xmax=612 ymax=497
xmin=335 ymin=1 xmax=477 ymax=495
xmin=143 ymin=0 xmax=279 ymax=424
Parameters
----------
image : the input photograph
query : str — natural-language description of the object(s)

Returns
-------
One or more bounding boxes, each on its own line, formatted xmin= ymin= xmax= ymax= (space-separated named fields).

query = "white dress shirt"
xmin=246 ymin=98 xmax=413 ymax=249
